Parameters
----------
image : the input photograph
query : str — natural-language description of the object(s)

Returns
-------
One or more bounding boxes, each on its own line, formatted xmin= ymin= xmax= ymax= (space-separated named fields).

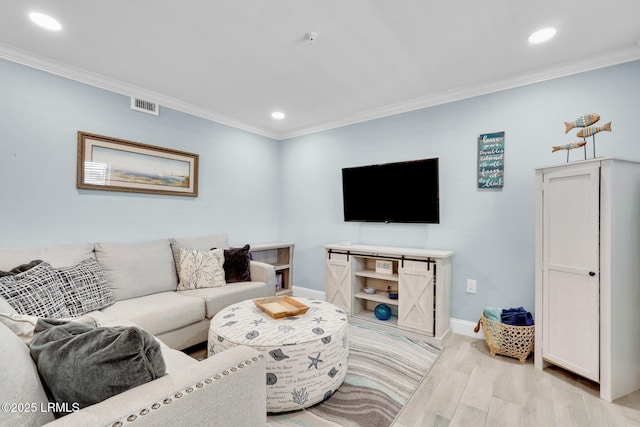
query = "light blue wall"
xmin=279 ymin=60 xmax=640 ymax=322
xmin=2 ymin=56 xmax=639 ymax=323
xmin=0 ymin=58 xmax=281 ymax=247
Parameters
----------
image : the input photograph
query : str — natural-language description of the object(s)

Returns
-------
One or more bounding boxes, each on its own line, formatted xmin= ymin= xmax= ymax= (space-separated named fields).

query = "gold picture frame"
xmin=77 ymin=131 xmax=198 ymax=197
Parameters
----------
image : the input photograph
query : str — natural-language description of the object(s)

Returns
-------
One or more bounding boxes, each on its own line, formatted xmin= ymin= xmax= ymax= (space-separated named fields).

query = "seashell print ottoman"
xmin=208 ymin=297 xmax=348 ymax=413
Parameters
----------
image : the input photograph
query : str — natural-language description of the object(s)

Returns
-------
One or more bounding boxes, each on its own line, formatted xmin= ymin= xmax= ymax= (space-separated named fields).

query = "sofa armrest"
xmin=45 ymin=346 xmax=266 ymax=427
xmin=250 ymin=261 xmax=276 ymax=296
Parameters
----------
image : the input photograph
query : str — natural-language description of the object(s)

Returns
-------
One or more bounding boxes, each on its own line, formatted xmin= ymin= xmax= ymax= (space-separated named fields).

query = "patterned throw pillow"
xmin=0 ymin=262 xmax=70 ymax=318
xmin=177 ymin=248 xmax=226 ymax=290
xmin=56 ymin=258 xmax=115 ymax=317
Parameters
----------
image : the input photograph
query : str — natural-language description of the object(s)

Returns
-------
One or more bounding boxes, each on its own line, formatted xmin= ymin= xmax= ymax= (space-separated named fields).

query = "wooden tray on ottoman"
xmin=253 ymin=296 xmax=309 ymax=319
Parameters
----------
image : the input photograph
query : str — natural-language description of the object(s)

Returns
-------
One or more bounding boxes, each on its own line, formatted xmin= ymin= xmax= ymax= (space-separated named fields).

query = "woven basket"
xmin=480 ymin=312 xmax=535 ymax=363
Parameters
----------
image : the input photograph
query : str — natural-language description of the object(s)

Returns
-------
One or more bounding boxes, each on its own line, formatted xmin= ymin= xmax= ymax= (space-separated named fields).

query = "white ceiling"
xmin=1 ymin=1 xmax=639 ymax=140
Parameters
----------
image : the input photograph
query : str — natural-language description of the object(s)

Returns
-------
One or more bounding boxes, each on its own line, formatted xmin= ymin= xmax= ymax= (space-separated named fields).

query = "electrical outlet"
xmin=466 ymin=279 xmax=477 ymax=294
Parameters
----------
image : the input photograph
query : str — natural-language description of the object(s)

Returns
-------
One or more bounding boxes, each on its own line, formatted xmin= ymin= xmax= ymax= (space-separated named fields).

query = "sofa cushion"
xmin=56 ymin=258 xmax=115 ymax=316
xmin=0 ymin=312 xmax=98 ymax=345
xmin=101 ymin=292 xmax=205 ymax=335
xmin=162 ymin=347 xmax=199 ymax=375
xmin=0 ymin=262 xmax=71 ymax=318
xmin=0 ymin=322 xmax=55 ymax=426
xmin=170 ymin=233 xmax=229 ymax=270
xmin=94 ymin=239 xmax=178 ymax=301
xmin=0 ymin=295 xmax=17 ymax=314
xmin=30 ymin=319 xmax=166 ymax=417
xmin=179 ymin=282 xmax=270 ymax=319
xmin=222 ymin=244 xmax=252 ymax=283
xmin=177 ymin=248 xmax=226 ymax=290
xmin=0 ymin=242 xmax=94 ymax=270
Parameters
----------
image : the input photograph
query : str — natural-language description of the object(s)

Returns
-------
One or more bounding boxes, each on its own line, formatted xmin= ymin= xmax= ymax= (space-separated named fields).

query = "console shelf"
xmin=354 ymin=270 xmax=399 ymax=282
xmin=324 ymin=243 xmax=453 ymax=342
xmin=250 ymin=242 xmax=294 ymax=296
xmin=353 ymin=291 xmax=399 ymax=306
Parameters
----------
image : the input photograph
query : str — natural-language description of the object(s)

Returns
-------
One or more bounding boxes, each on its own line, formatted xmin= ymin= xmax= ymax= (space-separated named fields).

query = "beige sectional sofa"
xmin=0 ymin=233 xmax=275 ymax=426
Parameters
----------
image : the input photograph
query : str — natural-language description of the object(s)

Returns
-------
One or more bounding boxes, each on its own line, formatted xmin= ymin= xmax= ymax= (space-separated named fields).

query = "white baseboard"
xmin=451 ymin=317 xmax=484 ymax=339
xmin=292 ymin=286 xmax=325 ymax=300
xmin=291 ymin=286 xmax=484 ymax=339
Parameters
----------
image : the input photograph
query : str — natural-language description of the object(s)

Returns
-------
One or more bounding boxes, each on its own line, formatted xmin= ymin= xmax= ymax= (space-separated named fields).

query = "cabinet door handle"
xmin=589 ymin=271 xmax=596 ymax=276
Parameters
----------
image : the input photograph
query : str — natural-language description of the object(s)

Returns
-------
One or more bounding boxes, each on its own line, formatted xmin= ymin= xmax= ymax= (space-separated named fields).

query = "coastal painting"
xmin=477 ymin=131 xmax=505 ymax=189
xmin=77 ymin=132 xmax=198 ymax=196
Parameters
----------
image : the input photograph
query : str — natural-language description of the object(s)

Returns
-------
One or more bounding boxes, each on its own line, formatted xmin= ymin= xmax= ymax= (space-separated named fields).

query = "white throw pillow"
xmin=177 ymin=248 xmax=226 ymax=290
xmin=169 ymin=233 xmax=229 ymax=270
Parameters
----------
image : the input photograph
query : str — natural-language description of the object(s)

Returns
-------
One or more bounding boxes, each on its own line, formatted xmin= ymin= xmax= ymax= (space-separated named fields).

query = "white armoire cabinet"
xmin=534 ymin=158 xmax=640 ymax=402
xmin=324 ymin=244 xmax=452 ymax=343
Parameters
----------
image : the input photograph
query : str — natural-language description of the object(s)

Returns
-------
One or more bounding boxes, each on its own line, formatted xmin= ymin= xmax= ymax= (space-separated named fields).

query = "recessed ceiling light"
xmin=528 ymin=27 xmax=556 ymax=44
xmin=29 ymin=12 xmax=62 ymax=31
xmin=271 ymin=111 xmax=286 ymax=120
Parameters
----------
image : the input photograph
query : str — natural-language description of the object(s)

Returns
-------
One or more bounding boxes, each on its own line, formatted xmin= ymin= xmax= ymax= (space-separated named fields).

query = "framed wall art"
xmin=477 ymin=131 xmax=505 ymax=189
xmin=77 ymin=131 xmax=199 ymax=197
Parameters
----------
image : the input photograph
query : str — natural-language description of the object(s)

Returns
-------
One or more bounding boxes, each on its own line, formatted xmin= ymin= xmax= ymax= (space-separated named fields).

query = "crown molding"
xmin=0 ymin=42 xmax=280 ymax=140
xmin=1 ymin=42 xmax=639 ymax=141
xmin=278 ymin=45 xmax=640 ymax=140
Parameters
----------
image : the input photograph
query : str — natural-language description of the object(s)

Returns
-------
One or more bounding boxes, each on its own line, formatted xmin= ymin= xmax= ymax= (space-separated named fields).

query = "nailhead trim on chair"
xmin=111 ymin=356 xmax=263 ymax=425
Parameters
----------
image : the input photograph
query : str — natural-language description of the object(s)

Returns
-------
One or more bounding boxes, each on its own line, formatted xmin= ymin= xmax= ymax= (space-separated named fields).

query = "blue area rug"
xmin=267 ymin=324 xmax=441 ymax=427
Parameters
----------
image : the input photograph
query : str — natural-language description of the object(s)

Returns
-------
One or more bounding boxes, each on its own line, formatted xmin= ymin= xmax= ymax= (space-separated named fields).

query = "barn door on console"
xmin=325 ymin=252 xmax=351 ymax=312
xmin=398 ymin=260 xmax=434 ymax=336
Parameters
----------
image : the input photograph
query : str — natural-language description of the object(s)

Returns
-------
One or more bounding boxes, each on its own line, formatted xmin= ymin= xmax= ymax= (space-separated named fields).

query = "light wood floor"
xmin=392 ymin=333 xmax=640 ymax=427
xmin=185 ymin=334 xmax=640 ymax=426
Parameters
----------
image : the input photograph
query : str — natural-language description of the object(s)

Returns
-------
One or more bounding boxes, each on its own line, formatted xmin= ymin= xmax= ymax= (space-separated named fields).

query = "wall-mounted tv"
xmin=342 ymin=158 xmax=439 ymax=224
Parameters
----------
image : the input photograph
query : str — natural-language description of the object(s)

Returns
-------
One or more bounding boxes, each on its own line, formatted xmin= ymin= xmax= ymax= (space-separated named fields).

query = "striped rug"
xmin=267 ymin=324 xmax=441 ymax=427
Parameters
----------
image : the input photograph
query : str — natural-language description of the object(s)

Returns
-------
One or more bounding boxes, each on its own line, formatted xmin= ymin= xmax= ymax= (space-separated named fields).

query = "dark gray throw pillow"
xmin=30 ymin=319 xmax=166 ymax=417
xmin=213 ymin=244 xmax=252 ymax=283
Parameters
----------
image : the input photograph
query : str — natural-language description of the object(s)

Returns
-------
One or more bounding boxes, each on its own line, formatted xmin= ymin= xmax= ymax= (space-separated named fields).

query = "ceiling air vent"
xmin=131 ymin=96 xmax=159 ymax=116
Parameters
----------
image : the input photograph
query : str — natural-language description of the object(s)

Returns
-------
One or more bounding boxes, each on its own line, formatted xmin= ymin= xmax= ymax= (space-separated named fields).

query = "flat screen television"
xmin=342 ymin=158 xmax=439 ymax=223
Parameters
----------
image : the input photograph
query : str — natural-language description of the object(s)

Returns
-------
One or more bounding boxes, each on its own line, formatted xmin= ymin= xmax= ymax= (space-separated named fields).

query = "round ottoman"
xmin=208 ymin=297 xmax=348 ymax=412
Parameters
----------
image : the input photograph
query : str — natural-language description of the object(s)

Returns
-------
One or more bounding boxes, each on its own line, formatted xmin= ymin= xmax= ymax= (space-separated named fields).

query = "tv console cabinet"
xmin=324 ymin=244 xmax=453 ymax=343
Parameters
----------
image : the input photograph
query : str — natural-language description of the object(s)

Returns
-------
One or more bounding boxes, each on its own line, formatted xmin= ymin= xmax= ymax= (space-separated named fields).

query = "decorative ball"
xmin=374 ymin=304 xmax=392 ymax=321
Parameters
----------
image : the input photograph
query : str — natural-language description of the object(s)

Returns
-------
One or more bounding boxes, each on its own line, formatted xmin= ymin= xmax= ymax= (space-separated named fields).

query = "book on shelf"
xmin=275 ymin=272 xmax=284 ymax=291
